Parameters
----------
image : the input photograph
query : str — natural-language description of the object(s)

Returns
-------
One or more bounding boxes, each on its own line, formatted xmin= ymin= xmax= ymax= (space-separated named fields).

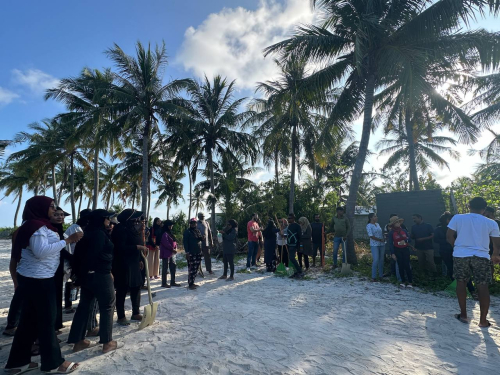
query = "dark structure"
xmin=376 ymin=189 xmax=446 ymax=255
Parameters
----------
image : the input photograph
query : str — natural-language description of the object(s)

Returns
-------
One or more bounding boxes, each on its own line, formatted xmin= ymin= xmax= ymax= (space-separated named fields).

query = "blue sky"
xmin=0 ymin=0 xmax=499 ymax=226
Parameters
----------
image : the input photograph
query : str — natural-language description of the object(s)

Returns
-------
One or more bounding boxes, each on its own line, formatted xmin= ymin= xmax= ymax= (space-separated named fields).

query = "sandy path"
xmin=1 ymin=239 xmax=500 ymax=374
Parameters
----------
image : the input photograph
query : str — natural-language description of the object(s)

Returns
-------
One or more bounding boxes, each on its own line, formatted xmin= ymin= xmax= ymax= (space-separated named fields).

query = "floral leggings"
xmin=188 ymin=253 xmax=202 ymax=286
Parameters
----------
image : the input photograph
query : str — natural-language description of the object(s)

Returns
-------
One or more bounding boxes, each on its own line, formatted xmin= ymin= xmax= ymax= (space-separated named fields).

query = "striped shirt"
xmin=17 ymin=226 xmax=66 ymax=279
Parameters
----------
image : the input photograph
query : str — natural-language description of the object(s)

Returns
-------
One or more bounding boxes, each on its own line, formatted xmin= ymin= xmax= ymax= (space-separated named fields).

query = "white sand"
xmin=1 ymin=239 xmax=500 ymax=374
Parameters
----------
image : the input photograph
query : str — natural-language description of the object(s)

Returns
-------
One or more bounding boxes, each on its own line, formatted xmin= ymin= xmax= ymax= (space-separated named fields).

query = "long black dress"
xmin=111 ymin=223 xmax=143 ymax=320
xmin=262 ymin=225 xmax=279 ymax=271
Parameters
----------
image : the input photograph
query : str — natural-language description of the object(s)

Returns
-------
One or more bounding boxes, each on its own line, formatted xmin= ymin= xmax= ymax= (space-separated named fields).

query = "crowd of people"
xmin=2 ymin=194 xmax=500 ymax=373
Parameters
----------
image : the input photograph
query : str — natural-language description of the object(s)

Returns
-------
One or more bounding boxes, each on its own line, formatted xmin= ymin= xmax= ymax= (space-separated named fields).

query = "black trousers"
xmin=297 ymin=252 xmax=310 ymax=269
xmin=115 ymin=285 xmax=141 ymax=320
xmin=68 ymin=273 xmax=115 ymax=344
xmin=161 ymin=257 xmax=176 ymax=286
xmin=277 ymin=245 xmax=289 ymax=267
xmin=288 ymin=246 xmax=302 ymax=274
xmin=223 ymin=253 xmax=235 ymax=277
xmin=202 ymin=245 xmax=212 ymax=272
xmin=395 ymin=248 xmax=413 ymax=283
xmin=64 ymin=281 xmax=76 ymax=309
xmin=6 ymin=286 xmax=22 ymax=329
xmin=6 ymin=274 xmax=64 ymax=372
xmin=54 ymin=269 xmax=64 ymax=330
xmin=87 ymin=298 xmax=99 ymax=331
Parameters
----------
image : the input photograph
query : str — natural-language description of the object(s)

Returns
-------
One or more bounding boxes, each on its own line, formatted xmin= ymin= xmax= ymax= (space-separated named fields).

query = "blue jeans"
xmin=247 ymin=241 xmax=258 ymax=268
xmin=370 ymin=245 xmax=385 ymax=279
xmin=333 ymin=237 xmax=346 ymax=266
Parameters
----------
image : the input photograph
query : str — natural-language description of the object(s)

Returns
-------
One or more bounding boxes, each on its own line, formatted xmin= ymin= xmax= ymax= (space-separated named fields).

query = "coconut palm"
xmin=194 ymin=153 xmax=259 ymax=222
xmin=152 ymin=164 xmax=185 ymax=219
xmin=46 ymin=68 xmax=120 ymax=209
xmin=377 ymin=124 xmax=460 ymax=189
xmin=265 ymin=0 xmax=500 ymax=263
xmin=0 ymin=161 xmax=36 ymax=226
xmin=100 ymin=162 xmax=121 ymax=210
xmin=250 ymin=59 xmax=343 ymax=213
xmin=0 ymin=140 xmax=10 ymax=159
xmin=167 ymin=75 xmax=258 ymax=232
xmin=104 ymin=41 xmax=188 ymax=215
xmin=473 ymin=128 xmax=500 ymax=180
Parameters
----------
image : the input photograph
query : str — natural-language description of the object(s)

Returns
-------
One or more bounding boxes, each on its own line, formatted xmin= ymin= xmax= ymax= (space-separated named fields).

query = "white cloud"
xmin=12 ymin=68 xmax=59 ymax=95
xmin=0 ymin=87 xmax=19 ymax=105
xmin=175 ymin=0 xmax=314 ymax=90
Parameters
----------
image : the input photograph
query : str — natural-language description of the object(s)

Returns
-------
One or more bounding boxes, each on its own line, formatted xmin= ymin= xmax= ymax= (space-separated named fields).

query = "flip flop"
xmin=5 ymin=362 xmax=39 ymax=374
xmin=44 ymin=362 xmax=79 ymax=374
xmin=102 ymin=341 xmax=124 ymax=354
xmin=454 ymin=314 xmax=470 ymax=324
xmin=479 ymin=320 xmax=492 ymax=329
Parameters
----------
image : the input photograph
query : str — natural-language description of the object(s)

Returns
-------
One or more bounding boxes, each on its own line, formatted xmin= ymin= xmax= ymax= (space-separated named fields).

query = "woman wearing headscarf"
xmin=112 ymin=209 xmax=148 ymax=326
xmin=5 ymin=196 xmax=82 ymax=374
xmin=147 ymin=217 xmax=161 ymax=280
xmin=219 ymin=219 xmax=238 ymax=280
xmin=159 ymin=219 xmax=180 ymax=288
xmin=277 ymin=218 xmax=289 ymax=267
xmin=262 ymin=219 xmax=279 ymax=272
xmin=68 ymin=209 xmax=120 ymax=354
xmin=184 ymin=218 xmax=204 ymax=290
xmin=298 ymin=217 xmax=313 ymax=271
xmin=51 ymin=207 xmax=71 ymax=333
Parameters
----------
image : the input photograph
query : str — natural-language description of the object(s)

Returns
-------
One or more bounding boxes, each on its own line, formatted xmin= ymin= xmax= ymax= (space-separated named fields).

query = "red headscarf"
xmin=12 ymin=196 xmax=58 ymax=262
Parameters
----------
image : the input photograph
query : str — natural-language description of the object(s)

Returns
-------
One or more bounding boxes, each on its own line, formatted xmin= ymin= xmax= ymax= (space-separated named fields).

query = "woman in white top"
xmin=5 ymin=196 xmax=83 ymax=375
xmin=366 ymin=213 xmax=386 ymax=282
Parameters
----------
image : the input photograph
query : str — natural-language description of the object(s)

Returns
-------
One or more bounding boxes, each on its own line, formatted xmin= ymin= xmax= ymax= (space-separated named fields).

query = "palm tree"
xmin=265 ymin=0 xmax=500 ymax=263
xmin=194 ymin=153 xmax=258 ymax=222
xmin=250 ymin=59 xmax=342 ymax=213
xmin=104 ymin=41 xmax=188 ymax=215
xmin=0 ymin=140 xmax=10 ymax=158
xmin=152 ymin=164 xmax=185 ymax=219
xmin=167 ymin=75 xmax=258 ymax=232
xmin=99 ymin=162 xmax=121 ymax=210
xmin=0 ymin=161 xmax=34 ymax=226
xmin=9 ymin=119 xmax=68 ymax=205
xmin=377 ymin=125 xmax=460 ymax=189
xmin=46 ymin=68 xmax=119 ymax=210
xmin=473 ymin=129 xmax=500 ymax=180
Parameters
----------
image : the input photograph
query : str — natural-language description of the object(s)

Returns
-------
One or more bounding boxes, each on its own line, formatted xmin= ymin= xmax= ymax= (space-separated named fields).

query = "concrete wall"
xmin=353 ymin=215 xmax=369 ymax=240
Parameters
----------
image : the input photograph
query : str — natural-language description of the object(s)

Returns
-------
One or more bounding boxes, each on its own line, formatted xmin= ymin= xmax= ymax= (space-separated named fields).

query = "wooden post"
xmin=321 ymin=223 xmax=325 ymax=267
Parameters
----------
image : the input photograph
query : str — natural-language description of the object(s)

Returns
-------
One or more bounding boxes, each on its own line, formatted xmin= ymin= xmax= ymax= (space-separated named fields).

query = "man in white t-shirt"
xmin=447 ymin=197 xmax=500 ymax=328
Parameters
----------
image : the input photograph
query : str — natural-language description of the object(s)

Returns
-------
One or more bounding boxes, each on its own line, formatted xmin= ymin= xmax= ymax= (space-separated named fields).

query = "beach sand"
xmin=1 ymin=239 xmax=500 ymax=374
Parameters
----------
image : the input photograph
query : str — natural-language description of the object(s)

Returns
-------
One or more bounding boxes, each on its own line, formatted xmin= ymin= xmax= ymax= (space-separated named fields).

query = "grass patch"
xmin=176 ymin=259 xmax=188 ymax=269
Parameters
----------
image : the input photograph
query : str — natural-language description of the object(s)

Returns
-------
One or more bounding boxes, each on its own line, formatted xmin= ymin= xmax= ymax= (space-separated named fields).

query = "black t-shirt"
xmin=411 ymin=222 xmax=434 ymax=250
xmin=311 ymin=222 xmax=324 ymax=244
xmin=287 ymin=223 xmax=301 ymax=247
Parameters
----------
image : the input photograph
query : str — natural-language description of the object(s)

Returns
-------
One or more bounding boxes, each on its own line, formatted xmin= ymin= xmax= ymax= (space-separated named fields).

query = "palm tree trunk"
xmin=57 ymin=163 xmax=66 ymax=205
xmin=70 ymin=153 xmax=76 ymax=222
xmin=14 ymin=189 xmax=23 ymax=227
xmin=208 ymin=149 xmax=217 ymax=233
xmin=187 ymin=164 xmax=192 ymax=221
xmin=147 ymin=186 xmax=151 ymax=221
xmin=51 ymin=166 xmax=58 ymax=206
xmin=405 ymin=112 xmax=420 ymax=191
xmin=345 ymin=74 xmax=376 ymax=266
xmin=106 ymin=190 xmax=111 ymax=210
xmin=289 ymin=125 xmax=297 ymax=214
xmin=78 ymin=194 xmax=83 ymax=215
xmin=167 ymin=202 xmax=171 ymax=220
xmin=141 ymin=121 xmax=151 ymax=215
xmin=274 ymin=147 xmax=279 ymax=186
xmin=87 ymin=197 xmax=91 ymax=209
xmin=92 ymin=147 xmax=100 ymax=210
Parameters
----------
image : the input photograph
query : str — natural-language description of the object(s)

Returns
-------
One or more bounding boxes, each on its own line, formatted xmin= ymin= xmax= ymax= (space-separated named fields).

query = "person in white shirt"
xmin=447 ymin=197 xmax=500 ymax=328
xmin=5 ymin=196 xmax=83 ymax=374
xmin=366 ymin=213 xmax=386 ymax=282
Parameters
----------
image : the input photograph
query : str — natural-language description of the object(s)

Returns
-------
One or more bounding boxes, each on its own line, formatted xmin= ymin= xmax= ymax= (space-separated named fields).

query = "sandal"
xmin=44 ymin=362 xmax=79 ymax=374
xmin=5 ymin=362 xmax=39 ymax=374
xmin=102 ymin=341 xmax=124 ymax=354
xmin=3 ymin=327 xmax=17 ymax=336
